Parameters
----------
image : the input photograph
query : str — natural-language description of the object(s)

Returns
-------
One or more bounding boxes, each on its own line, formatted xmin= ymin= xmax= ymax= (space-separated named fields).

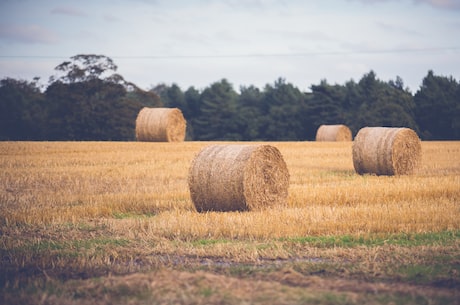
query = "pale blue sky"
xmin=0 ymin=0 xmax=459 ymax=92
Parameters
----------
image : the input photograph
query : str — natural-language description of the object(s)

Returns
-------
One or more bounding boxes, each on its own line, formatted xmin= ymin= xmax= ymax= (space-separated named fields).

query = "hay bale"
xmin=188 ymin=144 xmax=290 ymax=212
xmin=315 ymin=124 xmax=352 ymax=141
xmin=352 ymin=127 xmax=421 ymax=175
xmin=135 ymin=107 xmax=186 ymax=142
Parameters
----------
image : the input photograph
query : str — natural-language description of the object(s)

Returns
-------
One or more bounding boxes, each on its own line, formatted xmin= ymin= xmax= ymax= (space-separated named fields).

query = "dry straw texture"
xmin=315 ymin=124 xmax=352 ymax=141
xmin=135 ymin=107 xmax=186 ymax=142
xmin=188 ymin=144 xmax=290 ymax=212
xmin=352 ymin=127 xmax=422 ymax=175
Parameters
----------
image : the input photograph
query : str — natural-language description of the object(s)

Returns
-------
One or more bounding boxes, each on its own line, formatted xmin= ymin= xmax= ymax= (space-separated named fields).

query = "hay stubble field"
xmin=1 ymin=141 xmax=459 ymax=304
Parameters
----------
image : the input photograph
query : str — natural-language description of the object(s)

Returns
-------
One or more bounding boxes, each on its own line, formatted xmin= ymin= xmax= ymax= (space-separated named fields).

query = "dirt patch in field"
xmin=5 ymin=268 xmax=457 ymax=305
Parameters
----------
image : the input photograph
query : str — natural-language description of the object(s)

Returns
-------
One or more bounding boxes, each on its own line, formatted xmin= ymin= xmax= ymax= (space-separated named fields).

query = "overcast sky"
xmin=0 ymin=0 xmax=459 ymax=92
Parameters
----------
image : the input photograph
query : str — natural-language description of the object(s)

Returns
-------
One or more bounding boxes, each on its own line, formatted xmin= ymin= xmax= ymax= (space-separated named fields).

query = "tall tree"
xmin=262 ymin=78 xmax=308 ymax=140
xmin=155 ymin=84 xmax=189 ymax=116
xmin=43 ymin=54 xmax=160 ymax=140
xmin=193 ymin=79 xmax=239 ymax=140
xmin=363 ymin=73 xmax=417 ymax=130
xmin=0 ymin=78 xmax=46 ymax=140
xmin=44 ymin=79 xmax=139 ymax=140
xmin=307 ymin=80 xmax=347 ymax=139
xmin=183 ymin=86 xmax=202 ymax=139
xmin=49 ymin=54 xmax=119 ymax=84
xmin=345 ymin=71 xmax=417 ymax=133
xmin=235 ymin=85 xmax=266 ymax=140
xmin=414 ymin=70 xmax=459 ymax=139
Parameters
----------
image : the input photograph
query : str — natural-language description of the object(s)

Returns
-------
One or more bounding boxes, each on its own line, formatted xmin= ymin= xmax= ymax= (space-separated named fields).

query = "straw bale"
xmin=315 ymin=124 xmax=352 ymax=141
xmin=135 ymin=107 xmax=186 ymax=142
xmin=352 ymin=127 xmax=421 ymax=175
xmin=188 ymin=144 xmax=290 ymax=212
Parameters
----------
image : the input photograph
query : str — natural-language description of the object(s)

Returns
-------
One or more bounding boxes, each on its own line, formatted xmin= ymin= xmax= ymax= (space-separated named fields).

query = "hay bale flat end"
xmin=135 ymin=107 xmax=186 ymax=142
xmin=316 ymin=124 xmax=352 ymax=141
xmin=352 ymin=127 xmax=421 ymax=175
xmin=188 ymin=144 xmax=290 ymax=212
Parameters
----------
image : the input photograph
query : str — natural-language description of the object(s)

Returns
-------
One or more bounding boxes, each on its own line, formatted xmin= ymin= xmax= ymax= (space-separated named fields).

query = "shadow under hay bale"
xmin=315 ymin=124 xmax=352 ymax=141
xmin=352 ymin=127 xmax=421 ymax=176
xmin=135 ymin=107 xmax=186 ymax=142
xmin=188 ymin=144 xmax=290 ymax=212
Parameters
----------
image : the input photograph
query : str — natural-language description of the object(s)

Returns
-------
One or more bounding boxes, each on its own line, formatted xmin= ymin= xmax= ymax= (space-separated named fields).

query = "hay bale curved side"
xmin=188 ymin=144 xmax=290 ymax=212
xmin=315 ymin=124 xmax=352 ymax=141
xmin=352 ymin=127 xmax=421 ymax=175
xmin=135 ymin=107 xmax=186 ymax=142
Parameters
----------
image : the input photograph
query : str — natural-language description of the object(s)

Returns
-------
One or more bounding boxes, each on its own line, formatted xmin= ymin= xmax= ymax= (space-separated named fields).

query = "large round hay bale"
xmin=135 ymin=107 xmax=186 ymax=142
xmin=352 ymin=127 xmax=421 ymax=175
xmin=188 ymin=144 xmax=290 ymax=212
xmin=315 ymin=124 xmax=352 ymax=141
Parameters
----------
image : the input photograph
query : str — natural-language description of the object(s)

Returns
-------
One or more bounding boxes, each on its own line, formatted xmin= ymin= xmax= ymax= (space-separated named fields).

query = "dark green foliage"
xmin=155 ymin=83 xmax=199 ymax=139
xmin=0 ymin=55 xmax=161 ymax=141
xmin=0 ymin=78 xmax=47 ymax=140
xmin=306 ymin=71 xmax=419 ymax=138
xmin=235 ymin=85 xmax=266 ymax=140
xmin=306 ymin=80 xmax=348 ymax=138
xmin=190 ymin=79 xmax=240 ymax=140
xmin=355 ymin=71 xmax=418 ymax=132
xmin=44 ymin=79 xmax=150 ymax=140
xmin=414 ymin=70 xmax=460 ymax=140
xmin=49 ymin=54 xmax=118 ymax=84
xmin=1 ymin=61 xmax=459 ymax=141
xmin=261 ymin=78 xmax=309 ymax=140
xmin=42 ymin=54 xmax=162 ymax=141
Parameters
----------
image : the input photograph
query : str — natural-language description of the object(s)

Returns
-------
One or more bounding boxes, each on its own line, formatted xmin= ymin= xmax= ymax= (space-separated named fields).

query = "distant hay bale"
xmin=188 ymin=144 xmax=290 ymax=212
xmin=315 ymin=124 xmax=352 ymax=141
xmin=352 ymin=127 xmax=421 ymax=175
xmin=135 ymin=107 xmax=186 ymax=142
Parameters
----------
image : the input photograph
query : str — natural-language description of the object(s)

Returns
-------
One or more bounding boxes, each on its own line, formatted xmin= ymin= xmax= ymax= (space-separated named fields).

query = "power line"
xmin=0 ymin=46 xmax=459 ymax=60
xmin=115 ymin=47 xmax=460 ymax=59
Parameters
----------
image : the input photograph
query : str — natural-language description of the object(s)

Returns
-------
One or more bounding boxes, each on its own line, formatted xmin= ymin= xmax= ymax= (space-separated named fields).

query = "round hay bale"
xmin=188 ymin=144 xmax=290 ymax=212
xmin=352 ymin=127 xmax=421 ymax=175
xmin=315 ymin=124 xmax=352 ymax=141
xmin=135 ymin=107 xmax=186 ymax=142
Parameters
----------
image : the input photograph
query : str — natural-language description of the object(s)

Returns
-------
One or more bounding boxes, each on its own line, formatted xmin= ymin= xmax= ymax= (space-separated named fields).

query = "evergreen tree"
xmin=414 ymin=70 xmax=459 ymax=139
xmin=182 ymin=86 xmax=201 ymax=140
xmin=0 ymin=78 xmax=46 ymax=140
xmin=262 ymin=78 xmax=308 ymax=140
xmin=235 ymin=85 xmax=266 ymax=140
xmin=193 ymin=79 xmax=239 ymax=140
xmin=159 ymin=84 xmax=187 ymax=113
xmin=361 ymin=72 xmax=416 ymax=130
xmin=307 ymin=80 xmax=347 ymax=139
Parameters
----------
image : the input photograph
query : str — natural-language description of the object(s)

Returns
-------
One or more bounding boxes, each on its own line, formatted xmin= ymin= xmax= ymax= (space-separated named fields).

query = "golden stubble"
xmin=0 ymin=141 xmax=459 ymax=239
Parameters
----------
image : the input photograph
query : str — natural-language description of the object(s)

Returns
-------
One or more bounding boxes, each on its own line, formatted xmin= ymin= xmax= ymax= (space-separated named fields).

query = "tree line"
xmin=155 ymin=70 xmax=459 ymax=140
xmin=1 ymin=54 xmax=459 ymax=141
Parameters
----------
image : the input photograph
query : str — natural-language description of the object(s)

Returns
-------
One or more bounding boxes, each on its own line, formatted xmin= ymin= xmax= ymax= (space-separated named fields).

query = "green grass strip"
xmin=279 ymin=230 xmax=460 ymax=248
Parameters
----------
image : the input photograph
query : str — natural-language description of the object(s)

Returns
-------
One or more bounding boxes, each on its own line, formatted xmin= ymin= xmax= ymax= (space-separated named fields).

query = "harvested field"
xmin=1 ymin=141 xmax=459 ymax=304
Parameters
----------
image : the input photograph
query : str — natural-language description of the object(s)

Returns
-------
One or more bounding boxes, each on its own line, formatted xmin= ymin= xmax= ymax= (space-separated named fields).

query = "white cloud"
xmin=413 ymin=0 xmax=460 ymax=10
xmin=348 ymin=0 xmax=460 ymax=10
xmin=0 ymin=24 xmax=59 ymax=44
xmin=50 ymin=6 xmax=88 ymax=17
xmin=375 ymin=21 xmax=422 ymax=37
xmin=103 ymin=14 xmax=122 ymax=23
